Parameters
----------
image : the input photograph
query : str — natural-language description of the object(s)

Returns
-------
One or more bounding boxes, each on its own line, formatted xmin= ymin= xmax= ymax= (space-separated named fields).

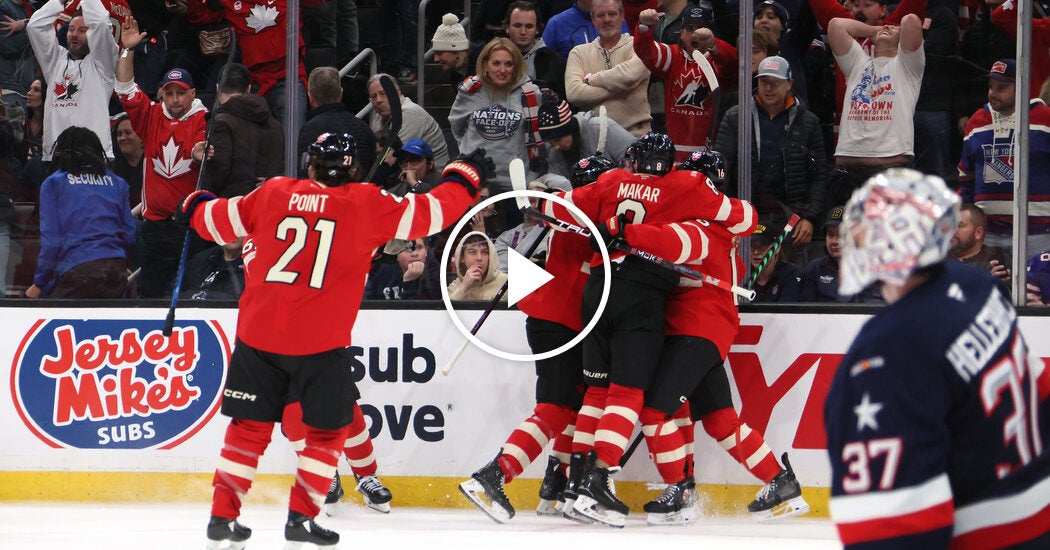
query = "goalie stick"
xmin=525 ymin=207 xmax=757 ymax=301
xmin=744 ymin=214 xmax=801 ymax=291
xmin=163 ymin=31 xmax=238 ymax=337
xmin=364 ymin=74 xmax=403 ymax=183
xmin=441 ymin=160 xmax=548 ymax=375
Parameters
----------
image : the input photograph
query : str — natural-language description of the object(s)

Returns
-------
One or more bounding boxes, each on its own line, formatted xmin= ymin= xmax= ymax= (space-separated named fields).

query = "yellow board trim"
xmin=0 ymin=472 xmax=829 ymax=517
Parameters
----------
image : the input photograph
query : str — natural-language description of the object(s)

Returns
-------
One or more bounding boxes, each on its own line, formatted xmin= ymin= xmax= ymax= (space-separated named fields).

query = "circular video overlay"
xmin=440 ymin=190 xmax=611 ymax=362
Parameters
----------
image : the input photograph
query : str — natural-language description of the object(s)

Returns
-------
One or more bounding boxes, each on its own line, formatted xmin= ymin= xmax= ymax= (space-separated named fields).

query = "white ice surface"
xmin=1 ymin=502 xmax=842 ymax=550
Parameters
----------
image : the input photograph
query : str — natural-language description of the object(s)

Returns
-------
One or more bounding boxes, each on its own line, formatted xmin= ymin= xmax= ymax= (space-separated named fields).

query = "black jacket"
xmin=203 ymin=94 xmax=285 ymax=198
xmin=296 ymin=103 xmax=376 ymax=179
xmin=715 ymin=95 xmax=829 ymax=225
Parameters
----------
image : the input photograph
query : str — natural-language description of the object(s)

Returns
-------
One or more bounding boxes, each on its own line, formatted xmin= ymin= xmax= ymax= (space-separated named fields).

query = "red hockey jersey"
xmin=516 ymin=229 xmax=593 ymax=332
xmin=191 ymin=178 xmax=475 ymax=355
xmin=634 ymin=26 xmax=736 ymax=161
xmin=117 ymin=83 xmax=207 ymax=220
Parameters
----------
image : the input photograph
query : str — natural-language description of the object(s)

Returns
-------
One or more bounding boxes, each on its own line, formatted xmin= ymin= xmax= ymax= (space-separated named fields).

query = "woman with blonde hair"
xmin=449 ymin=37 xmax=544 ymax=199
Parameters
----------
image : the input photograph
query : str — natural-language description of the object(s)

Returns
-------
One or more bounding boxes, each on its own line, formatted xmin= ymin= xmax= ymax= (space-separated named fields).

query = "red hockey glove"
xmin=442 ymin=148 xmax=495 ymax=197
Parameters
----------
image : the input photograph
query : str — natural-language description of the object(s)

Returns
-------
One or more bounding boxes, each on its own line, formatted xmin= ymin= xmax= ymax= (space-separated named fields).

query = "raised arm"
xmin=828 ymin=17 xmax=876 ymax=57
xmin=899 ymin=13 xmax=923 ymax=53
xmin=81 ymin=0 xmax=119 ymax=72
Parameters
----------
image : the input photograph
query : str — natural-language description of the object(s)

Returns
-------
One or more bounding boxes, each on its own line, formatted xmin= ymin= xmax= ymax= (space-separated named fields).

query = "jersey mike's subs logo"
xmin=11 ymin=319 xmax=231 ymax=450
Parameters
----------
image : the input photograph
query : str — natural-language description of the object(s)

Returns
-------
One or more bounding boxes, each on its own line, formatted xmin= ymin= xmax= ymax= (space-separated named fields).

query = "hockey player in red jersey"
xmin=458 ymin=156 xmax=610 ymax=524
xmin=542 ymin=133 xmax=756 ymax=527
xmin=826 ymin=168 xmax=1050 ymax=549
xmin=613 ymin=155 xmax=807 ymax=525
xmin=181 ymin=133 xmax=488 ymax=549
xmin=633 ymin=7 xmax=736 ymax=161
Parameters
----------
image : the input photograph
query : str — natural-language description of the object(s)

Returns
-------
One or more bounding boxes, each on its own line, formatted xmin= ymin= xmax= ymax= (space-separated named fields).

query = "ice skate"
xmin=644 ymin=479 xmax=699 ymax=525
xmin=558 ymin=451 xmax=594 ymax=524
xmin=748 ymin=452 xmax=810 ymax=522
xmin=536 ymin=456 xmax=567 ymax=516
xmin=206 ymin=515 xmax=251 ymax=550
xmin=459 ymin=454 xmax=515 ymax=523
xmin=284 ymin=511 xmax=339 ymax=549
xmin=572 ymin=452 xmax=628 ymax=528
xmin=323 ymin=472 xmax=345 ymax=517
xmin=354 ymin=474 xmax=392 ymax=513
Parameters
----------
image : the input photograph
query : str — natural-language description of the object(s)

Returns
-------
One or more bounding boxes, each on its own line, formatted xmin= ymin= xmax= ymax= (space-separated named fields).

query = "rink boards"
xmin=3 ymin=306 xmax=1049 ymax=516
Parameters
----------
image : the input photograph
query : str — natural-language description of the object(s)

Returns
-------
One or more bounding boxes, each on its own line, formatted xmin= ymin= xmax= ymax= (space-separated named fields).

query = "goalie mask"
xmin=677 ymin=149 xmax=727 ymax=187
xmin=625 ymin=132 xmax=675 ymax=176
xmin=571 ymin=155 xmax=616 ymax=188
xmin=838 ymin=168 xmax=959 ymax=296
xmin=308 ymin=132 xmax=357 ymax=184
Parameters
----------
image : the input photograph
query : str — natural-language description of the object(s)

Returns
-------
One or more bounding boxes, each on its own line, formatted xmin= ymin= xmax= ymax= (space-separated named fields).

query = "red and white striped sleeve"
xmin=623 ymin=219 xmax=712 ymax=265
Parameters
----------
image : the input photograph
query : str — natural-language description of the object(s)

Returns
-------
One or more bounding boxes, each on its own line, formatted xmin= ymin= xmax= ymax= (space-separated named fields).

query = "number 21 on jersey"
xmin=265 ymin=216 xmax=336 ymax=289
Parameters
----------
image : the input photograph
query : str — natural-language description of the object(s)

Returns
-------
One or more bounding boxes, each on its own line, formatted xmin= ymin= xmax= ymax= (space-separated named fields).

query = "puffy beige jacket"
xmin=447 ymin=231 xmax=509 ymax=301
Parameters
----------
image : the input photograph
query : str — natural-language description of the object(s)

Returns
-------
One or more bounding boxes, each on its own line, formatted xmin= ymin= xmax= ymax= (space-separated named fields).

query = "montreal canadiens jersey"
xmin=190 ymin=178 xmax=474 ymax=355
xmin=825 ymin=261 xmax=1050 ymax=549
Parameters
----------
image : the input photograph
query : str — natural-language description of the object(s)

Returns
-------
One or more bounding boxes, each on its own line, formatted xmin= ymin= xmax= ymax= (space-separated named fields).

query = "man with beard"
xmin=27 ymin=0 xmax=118 ymax=160
xmin=949 ymin=203 xmax=1010 ymax=287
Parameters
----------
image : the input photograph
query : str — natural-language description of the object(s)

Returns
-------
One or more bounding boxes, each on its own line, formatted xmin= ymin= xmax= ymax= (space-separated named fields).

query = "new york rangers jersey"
xmin=825 ymin=261 xmax=1050 ymax=549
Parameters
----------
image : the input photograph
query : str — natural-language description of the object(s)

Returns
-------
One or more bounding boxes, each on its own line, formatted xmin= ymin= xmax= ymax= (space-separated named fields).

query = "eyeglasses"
xmin=398 ymin=156 xmax=426 ymax=165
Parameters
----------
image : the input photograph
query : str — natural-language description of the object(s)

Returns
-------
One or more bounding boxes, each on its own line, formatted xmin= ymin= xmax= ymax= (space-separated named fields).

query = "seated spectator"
xmin=367 ymin=74 xmax=450 ymax=168
xmin=950 ymin=203 xmax=1011 ymax=286
xmin=110 ymin=114 xmax=144 ymax=208
xmin=749 ymin=219 xmax=803 ymax=303
xmin=202 ymin=62 xmax=284 ymax=198
xmin=375 ymin=138 xmax=440 ymax=196
xmin=182 ymin=236 xmax=245 ymax=300
xmin=494 ymin=179 xmax=561 ymax=273
xmin=447 ymin=231 xmax=507 ymax=300
xmin=565 ymin=0 xmax=651 ymax=137
xmin=800 ymin=205 xmax=883 ymax=303
xmin=504 ymin=1 xmax=567 ymax=100
xmin=365 ymin=238 xmax=442 ymax=300
xmin=542 ymin=0 xmax=629 ymax=59
xmin=537 ymin=91 xmax=634 ymax=178
xmin=431 ymin=14 xmax=474 ymax=88
xmin=26 ymin=126 xmax=135 ymax=299
xmin=635 ymin=6 xmax=735 ymax=160
xmin=298 ymin=66 xmax=375 ymax=178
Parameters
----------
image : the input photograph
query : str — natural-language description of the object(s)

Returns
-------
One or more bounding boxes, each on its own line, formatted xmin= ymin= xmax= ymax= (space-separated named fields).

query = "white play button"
xmin=506 ymin=248 xmax=554 ymax=306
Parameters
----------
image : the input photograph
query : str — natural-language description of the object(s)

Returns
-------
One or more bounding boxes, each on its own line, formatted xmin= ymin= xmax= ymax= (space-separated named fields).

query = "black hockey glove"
xmin=175 ymin=190 xmax=217 ymax=228
xmin=590 ymin=213 xmax=629 ymax=253
xmin=441 ymin=148 xmax=495 ymax=197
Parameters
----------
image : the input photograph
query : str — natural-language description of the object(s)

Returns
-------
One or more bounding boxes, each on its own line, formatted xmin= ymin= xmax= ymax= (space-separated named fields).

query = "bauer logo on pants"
xmin=10 ymin=319 xmax=231 ymax=449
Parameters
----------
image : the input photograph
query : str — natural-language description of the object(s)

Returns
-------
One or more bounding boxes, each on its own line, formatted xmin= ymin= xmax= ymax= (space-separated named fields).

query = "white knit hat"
xmin=432 ymin=13 xmax=469 ymax=52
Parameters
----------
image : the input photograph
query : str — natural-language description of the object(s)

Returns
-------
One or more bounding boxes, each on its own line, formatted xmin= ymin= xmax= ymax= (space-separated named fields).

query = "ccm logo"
xmin=224 ymin=389 xmax=257 ymax=401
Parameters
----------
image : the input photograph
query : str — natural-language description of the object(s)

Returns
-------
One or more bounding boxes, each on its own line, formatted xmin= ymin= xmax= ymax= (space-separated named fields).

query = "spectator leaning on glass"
xmin=27 ymin=0 xmax=118 ymax=161
xmin=27 ymin=127 xmax=135 ymax=299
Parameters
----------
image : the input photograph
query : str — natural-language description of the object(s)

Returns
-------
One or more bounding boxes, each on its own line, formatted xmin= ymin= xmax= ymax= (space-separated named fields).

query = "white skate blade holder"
xmin=572 ymin=494 xmax=626 ymax=528
xmin=206 ymin=540 xmax=247 ymax=550
xmin=536 ymin=499 xmax=560 ymax=516
xmin=284 ymin=541 xmax=337 ymax=550
xmin=646 ymin=503 xmax=699 ymax=526
xmin=459 ymin=478 xmax=512 ymax=524
xmin=751 ymin=495 xmax=810 ymax=522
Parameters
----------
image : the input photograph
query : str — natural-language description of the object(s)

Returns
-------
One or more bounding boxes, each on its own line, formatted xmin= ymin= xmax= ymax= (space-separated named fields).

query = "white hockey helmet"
xmin=839 ymin=168 xmax=960 ymax=296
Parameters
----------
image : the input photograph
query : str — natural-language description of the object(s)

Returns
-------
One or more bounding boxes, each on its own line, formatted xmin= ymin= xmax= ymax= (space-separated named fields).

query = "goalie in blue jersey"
xmin=825 ymin=168 xmax=1050 ymax=549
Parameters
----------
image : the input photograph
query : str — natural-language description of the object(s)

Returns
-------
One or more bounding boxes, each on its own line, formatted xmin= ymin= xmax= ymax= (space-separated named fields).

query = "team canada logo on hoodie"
xmin=11 ymin=319 xmax=230 ymax=449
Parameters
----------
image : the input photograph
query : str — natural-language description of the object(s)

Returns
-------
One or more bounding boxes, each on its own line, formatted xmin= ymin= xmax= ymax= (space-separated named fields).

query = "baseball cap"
xmin=682 ymin=5 xmax=713 ymax=27
xmin=757 ymin=56 xmax=792 ymax=80
xmin=396 ymin=138 xmax=434 ymax=159
xmin=751 ymin=220 xmax=776 ymax=245
xmin=989 ymin=59 xmax=1016 ymax=83
xmin=754 ymin=0 xmax=789 ymax=27
xmin=160 ymin=68 xmax=194 ymax=90
xmin=383 ymin=238 xmax=419 ymax=256
xmin=823 ymin=205 xmax=844 ymax=231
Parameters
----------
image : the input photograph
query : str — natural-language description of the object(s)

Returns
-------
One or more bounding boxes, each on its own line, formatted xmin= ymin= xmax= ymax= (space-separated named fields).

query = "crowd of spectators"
xmin=0 ymin=0 xmax=1048 ymax=305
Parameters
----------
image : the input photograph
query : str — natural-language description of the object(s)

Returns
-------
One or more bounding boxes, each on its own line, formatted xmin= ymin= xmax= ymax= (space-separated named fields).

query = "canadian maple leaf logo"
xmin=153 ymin=136 xmax=194 ymax=180
xmin=246 ymin=4 xmax=278 ymax=33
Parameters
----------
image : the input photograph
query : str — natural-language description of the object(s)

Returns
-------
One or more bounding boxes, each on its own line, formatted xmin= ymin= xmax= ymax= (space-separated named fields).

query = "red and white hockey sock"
xmin=280 ymin=401 xmax=308 ymax=452
xmin=343 ymin=403 xmax=378 ymax=478
xmin=211 ymin=418 xmax=274 ymax=519
xmin=288 ymin=424 xmax=351 ymax=518
xmin=498 ymin=403 xmax=574 ymax=482
xmin=702 ymin=408 xmax=782 ymax=483
xmin=672 ymin=403 xmax=695 ymax=479
xmin=639 ymin=406 xmax=688 ymax=484
xmin=571 ymin=386 xmax=607 ymax=455
xmin=593 ymin=383 xmax=644 ymax=468
xmin=550 ymin=419 xmax=577 ymax=467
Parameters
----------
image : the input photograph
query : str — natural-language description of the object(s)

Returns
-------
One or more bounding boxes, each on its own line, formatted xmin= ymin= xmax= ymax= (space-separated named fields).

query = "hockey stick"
xmin=744 ymin=213 xmax=801 ymax=291
xmin=525 ymin=207 xmax=757 ymax=301
xmin=618 ymin=430 xmax=645 ymax=468
xmin=596 ymin=105 xmax=608 ymax=157
xmin=691 ymin=49 xmax=722 ymax=147
xmin=441 ymin=160 xmax=547 ymax=375
xmin=364 ymin=74 xmax=403 ymax=183
xmin=163 ymin=32 xmax=238 ymax=337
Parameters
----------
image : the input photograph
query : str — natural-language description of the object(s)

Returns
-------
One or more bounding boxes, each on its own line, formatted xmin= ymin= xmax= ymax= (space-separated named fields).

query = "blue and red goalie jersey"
xmin=824 ymin=261 xmax=1050 ymax=549
xmin=190 ymin=178 xmax=474 ymax=355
